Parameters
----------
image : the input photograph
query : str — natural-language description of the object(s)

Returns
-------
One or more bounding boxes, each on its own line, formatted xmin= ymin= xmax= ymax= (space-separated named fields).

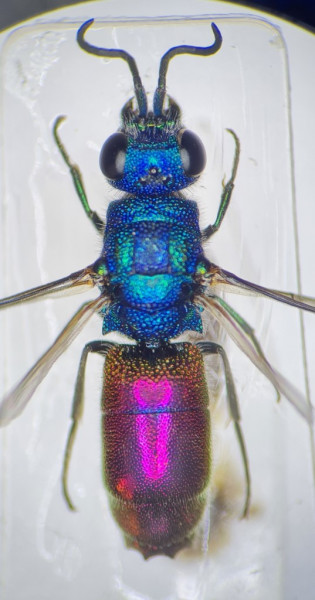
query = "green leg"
xmin=53 ymin=116 xmax=105 ymax=234
xmin=202 ymin=129 xmax=240 ymax=241
xmin=62 ymin=340 xmax=114 ymax=510
xmin=198 ymin=340 xmax=251 ymax=518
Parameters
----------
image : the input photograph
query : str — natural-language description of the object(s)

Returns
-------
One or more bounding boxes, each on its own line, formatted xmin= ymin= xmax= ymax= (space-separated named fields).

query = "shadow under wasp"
xmin=0 ymin=19 xmax=314 ymax=559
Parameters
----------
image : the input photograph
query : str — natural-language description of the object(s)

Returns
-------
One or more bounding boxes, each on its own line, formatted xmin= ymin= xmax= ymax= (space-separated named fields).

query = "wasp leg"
xmin=201 ymin=129 xmax=240 ymax=241
xmin=198 ymin=340 xmax=250 ymax=518
xmin=62 ymin=340 xmax=115 ymax=510
xmin=53 ymin=116 xmax=105 ymax=234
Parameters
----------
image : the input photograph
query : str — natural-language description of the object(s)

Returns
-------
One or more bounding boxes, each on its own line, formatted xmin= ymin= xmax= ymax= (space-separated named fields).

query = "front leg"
xmin=53 ymin=116 xmax=105 ymax=234
xmin=201 ymin=129 xmax=240 ymax=241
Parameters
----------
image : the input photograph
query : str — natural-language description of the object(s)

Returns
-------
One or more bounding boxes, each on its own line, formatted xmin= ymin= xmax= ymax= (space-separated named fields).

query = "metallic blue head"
xmin=99 ymin=101 xmax=206 ymax=196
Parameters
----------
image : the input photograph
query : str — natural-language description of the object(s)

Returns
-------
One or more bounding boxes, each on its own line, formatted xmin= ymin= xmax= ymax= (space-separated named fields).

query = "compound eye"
xmin=179 ymin=129 xmax=206 ymax=176
xmin=99 ymin=132 xmax=128 ymax=179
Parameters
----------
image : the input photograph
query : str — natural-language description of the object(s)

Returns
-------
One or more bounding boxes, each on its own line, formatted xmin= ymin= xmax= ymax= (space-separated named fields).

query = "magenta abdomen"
xmin=102 ymin=343 xmax=211 ymax=558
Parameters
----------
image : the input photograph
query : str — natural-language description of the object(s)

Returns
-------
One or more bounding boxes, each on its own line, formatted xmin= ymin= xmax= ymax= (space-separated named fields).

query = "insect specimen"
xmin=0 ymin=19 xmax=314 ymax=560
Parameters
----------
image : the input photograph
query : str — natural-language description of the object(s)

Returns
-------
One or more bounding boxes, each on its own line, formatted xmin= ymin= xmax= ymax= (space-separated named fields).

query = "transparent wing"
xmin=0 ymin=295 xmax=107 ymax=426
xmin=200 ymin=293 xmax=313 ymax=424
xmin=207 ymin=263 xmax=315 ymax=311
xmin=0 ymin=264 xmax=99 ymax=310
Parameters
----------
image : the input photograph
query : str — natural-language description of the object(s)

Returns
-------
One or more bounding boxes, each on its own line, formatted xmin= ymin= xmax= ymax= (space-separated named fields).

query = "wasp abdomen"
xmin=102 ymin=343 xmax=211 ymax=558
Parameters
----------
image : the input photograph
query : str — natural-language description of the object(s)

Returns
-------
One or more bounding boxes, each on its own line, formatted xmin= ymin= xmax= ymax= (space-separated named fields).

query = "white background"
xmin=0 ymin=1 xmax=314 ymax=599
